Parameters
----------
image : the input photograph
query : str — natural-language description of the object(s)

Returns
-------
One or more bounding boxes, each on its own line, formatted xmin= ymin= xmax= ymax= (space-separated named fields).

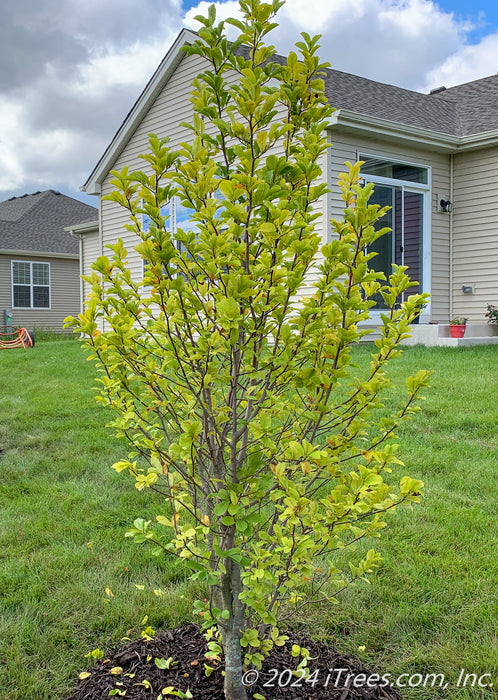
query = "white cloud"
xmin=0 ymin=91 xmax=99 ymax=194
xmin=424 ymin=31 xmax=498 ymax=90
xmin=77 ymin=39 xmax=176 ymax=97
xmin=183 ymin=0 xmax=473 ymax=90
xmin=281 ymin=0 xmax=369 ymax=33
xmin=0 ymin=101 xmax=25 ymax=190
xmin=0 ymin=0 xmax=183 ymax=199
xmin=183 ymin=0 xmax=242 ymax=35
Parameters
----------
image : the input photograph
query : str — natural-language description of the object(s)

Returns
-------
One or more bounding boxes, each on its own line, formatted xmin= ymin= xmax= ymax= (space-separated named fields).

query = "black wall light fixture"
xmin=440 ymin=199 xmax=453 ymax=213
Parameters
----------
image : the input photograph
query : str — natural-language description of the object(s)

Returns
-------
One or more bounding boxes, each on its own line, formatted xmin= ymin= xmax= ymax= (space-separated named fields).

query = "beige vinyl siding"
xmin=101 ymin=52 xmax=206 ymax=284
xmin=100 ymin=52 xmax=328 ymax=300
xmin=452 ymin=145 xmax=498 ymax=321
xmin=0 ymin=254 xmax=80 ymax=331
xmin=81 ymin=229 xmax=101 ymax=308
xmin=327 ymin=129 xmax=451 ymax=322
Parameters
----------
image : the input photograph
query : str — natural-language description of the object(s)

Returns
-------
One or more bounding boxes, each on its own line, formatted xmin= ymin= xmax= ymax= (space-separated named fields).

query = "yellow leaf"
xmin=105 ymin=587 xmax=114 ymax=597
xmin=301 ymin=461 xmax=312 ymax=475
xmin=111 ymin=667 xmax=123 ymax=675
xmin=201 ymin=514 xmax=210 ymax=526
xmin=79 ymin=672 xmax=91 ymax=680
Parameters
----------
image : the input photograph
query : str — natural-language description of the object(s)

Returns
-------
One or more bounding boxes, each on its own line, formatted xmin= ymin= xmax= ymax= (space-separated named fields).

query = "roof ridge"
xmin=0 ymin=190 xmax=49 ymax=223
xmin=444 ymin=72 xmax=498 ymax=92
xmin=325 ymin=65 xmax=429 ymax=99
xmin=7 ymin=189 xmax=54 ymax=224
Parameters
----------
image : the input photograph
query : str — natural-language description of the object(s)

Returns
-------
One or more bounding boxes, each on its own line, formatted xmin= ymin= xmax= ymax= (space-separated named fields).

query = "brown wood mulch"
xmin=65 ymin=623 xmax=401 ymax=700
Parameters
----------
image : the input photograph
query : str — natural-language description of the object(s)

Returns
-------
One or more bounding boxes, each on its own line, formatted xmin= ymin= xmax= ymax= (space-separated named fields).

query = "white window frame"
xmin=358 ymin=153 xmax=431 ymax=323
xmin=141 ymin=193 xmax=227 ymax=279
xmin=11 ymin=260 xmax=51 ymax=310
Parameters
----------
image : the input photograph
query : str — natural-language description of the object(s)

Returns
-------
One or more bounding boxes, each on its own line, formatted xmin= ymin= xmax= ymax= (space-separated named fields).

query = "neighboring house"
xmin=0 ymin=189 xmax=97 ymax=331
xmin=80 ymin=29 xmax=498 ymax=342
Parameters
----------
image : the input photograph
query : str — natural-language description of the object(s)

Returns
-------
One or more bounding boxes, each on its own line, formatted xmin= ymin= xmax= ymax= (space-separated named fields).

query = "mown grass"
xmin=0 ymin=341 xmax=496 ymax=699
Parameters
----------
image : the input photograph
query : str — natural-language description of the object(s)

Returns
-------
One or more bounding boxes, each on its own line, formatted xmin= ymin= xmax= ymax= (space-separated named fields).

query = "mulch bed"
xmin=65 ymin=623 xmax=401 ymax=700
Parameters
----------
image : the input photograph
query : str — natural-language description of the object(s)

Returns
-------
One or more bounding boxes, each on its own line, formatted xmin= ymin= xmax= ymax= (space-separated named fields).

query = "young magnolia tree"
xmin=70 ymin=1 xmax=430 ymax=697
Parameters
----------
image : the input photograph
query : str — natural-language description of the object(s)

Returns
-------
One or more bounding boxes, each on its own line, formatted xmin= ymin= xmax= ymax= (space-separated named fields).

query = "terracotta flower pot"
xmin=449 ymin=324 xmax=466 ymax=338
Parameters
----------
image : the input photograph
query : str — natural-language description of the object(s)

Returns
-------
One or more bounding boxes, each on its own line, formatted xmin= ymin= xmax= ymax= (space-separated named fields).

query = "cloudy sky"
xmin=1 ymin=0 xmax=498 ymax=206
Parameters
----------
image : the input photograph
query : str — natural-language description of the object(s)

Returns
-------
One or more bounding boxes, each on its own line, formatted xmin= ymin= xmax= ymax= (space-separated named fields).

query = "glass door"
xmin=368 ymin=184 xmax=423 ymax=307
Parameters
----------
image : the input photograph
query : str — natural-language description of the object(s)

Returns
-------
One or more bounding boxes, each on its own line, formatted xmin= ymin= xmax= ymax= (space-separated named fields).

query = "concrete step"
xmin=404 ymin=323 xmax=498 ymax=346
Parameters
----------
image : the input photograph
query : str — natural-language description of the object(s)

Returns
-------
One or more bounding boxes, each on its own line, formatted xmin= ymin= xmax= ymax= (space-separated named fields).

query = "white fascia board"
xmin=64 ymin=220 xmax=99 ymax=234
xmin=328 ymin=110 xmax=459 ymax=152
xmin=457 ymin=129 xmax=498 ymax=151
xmin=82 ymin=29 xmax=199 ymax=195
xmin=0 ymin=249 xmax=79 ymax=260
xmin=329 ymin=110 xmax=498 ymax=153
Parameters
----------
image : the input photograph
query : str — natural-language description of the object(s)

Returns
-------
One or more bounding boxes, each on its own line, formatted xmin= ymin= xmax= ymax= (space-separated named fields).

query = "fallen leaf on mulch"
xmin=65 ymin=623 xmax=401 ymax=700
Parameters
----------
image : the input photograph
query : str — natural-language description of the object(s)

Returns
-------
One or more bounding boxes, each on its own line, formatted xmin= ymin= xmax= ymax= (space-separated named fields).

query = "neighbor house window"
xmin=359 ymin=154 xmax=430 ymax=309
xmin=12 ymin=261 xmax=50 ymax=309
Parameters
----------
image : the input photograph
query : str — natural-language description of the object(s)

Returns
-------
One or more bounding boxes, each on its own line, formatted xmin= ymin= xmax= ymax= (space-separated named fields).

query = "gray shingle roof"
xmin=322 ymin=69 xmax=498 ymax=137
xmin=236 ymin=44 xmax=498 ymax=137
xmin=323 ymin=69 xmax=459 ymax=136
xmin=0 ymin=190 xmax=97 ymax=255
xmin=429 ymin=74 xmax=498 ymax=136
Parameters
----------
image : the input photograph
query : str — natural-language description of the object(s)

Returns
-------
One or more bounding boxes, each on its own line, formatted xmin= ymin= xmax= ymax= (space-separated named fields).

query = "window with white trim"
xmin=141 ymin=193 xmax=227 ymax=277
xmin=12 ymin=261 xmax=50 ymax=309
xmin=142 ymin=194 xmax=226 ymax=244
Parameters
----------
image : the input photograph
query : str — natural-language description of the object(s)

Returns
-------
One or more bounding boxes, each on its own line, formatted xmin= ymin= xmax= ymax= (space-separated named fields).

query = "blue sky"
xmin=436 ymin=0 xmax=498 ymax=39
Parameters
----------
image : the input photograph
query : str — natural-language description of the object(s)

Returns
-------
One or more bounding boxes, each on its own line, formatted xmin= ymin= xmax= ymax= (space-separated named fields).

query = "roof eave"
xmin=64 ymin=220 xmax=99 ymax=234
xmin=329 ymin=110 xmax=459 ymax=152
xmin=329 ymin=110 xmax=498 ymax=152
xmin=82 ymin=28 xmax=199 ymax=195
xmin=0 ymin=249 xmax=79 ymax=260
xmin=458 ymin=129 xmax=498 ymax=151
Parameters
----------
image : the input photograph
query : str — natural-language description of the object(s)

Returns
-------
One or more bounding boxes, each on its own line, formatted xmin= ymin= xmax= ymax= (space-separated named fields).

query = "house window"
xmin=12 ymin=261 xmax=50 ymax=309
xmin=361 ymin=156 xmax=428 ymax=184
xmin=359 ymin=155 xmax=430 ymax=309
xmin=142 ymin=193 xmax=226 ymax=261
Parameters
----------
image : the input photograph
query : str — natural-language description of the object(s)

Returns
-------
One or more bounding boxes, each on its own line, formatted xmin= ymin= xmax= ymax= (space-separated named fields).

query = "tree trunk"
xmin=223 ymin=616 xmax=248 ymax=700
xmin=219 ymin=555 xmax=247 ymax=700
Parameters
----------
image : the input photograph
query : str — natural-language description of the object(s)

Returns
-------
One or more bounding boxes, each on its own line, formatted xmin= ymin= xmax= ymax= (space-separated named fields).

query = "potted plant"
xmin=485 ymin=304 xmax=498 ymax=334
xmin=449 ymin=316 xmax=467 ymax=338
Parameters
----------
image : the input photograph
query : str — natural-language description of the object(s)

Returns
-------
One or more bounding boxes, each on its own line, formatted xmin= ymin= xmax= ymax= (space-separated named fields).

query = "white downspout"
xmin=449 ymin=153 xmax=454 ymax=320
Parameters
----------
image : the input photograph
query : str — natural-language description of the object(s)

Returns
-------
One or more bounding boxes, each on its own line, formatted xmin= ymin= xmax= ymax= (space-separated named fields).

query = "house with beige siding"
xmin=0 ymin=189 xmax=97 ymax=332
xmin=81 ymin=29 xmax=498 ymax=344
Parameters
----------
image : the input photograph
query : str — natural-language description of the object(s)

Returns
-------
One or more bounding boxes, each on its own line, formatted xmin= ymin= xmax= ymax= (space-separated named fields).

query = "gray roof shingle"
xmin=323 ymin=69 xmax=498 ymax=137
xmin=0 ymin=190 xmax=97 ymax=255
xmin=429 ymin=74 xmax=498 ymax=136
xmin=324 ymin=69 xmax=459 ymax=135
xmin=238 ymin=44 xmax=498 ymax=137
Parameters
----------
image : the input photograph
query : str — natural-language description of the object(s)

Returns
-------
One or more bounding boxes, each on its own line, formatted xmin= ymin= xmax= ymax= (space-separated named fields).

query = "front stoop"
xmin=402 ymin=324 xmax=498 ymax=347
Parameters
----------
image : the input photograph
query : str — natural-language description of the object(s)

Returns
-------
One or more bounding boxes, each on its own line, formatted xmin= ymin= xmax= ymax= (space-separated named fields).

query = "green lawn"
xmin=0 ymin=340 xmax=496 ymax=699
